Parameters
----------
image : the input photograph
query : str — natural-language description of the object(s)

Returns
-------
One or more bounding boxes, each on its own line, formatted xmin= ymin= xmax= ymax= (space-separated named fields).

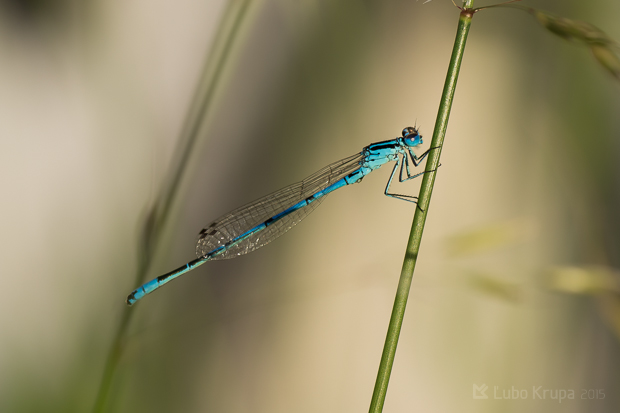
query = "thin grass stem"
xmin=368 ymin=2 xmax=475 ymax=412
xmin=91 ymin=1 xmax=254 ymax=412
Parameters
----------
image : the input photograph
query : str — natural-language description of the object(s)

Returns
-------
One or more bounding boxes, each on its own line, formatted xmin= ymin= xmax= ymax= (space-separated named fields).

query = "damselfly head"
xmin=401 ymin=126 xmax=422 ymax=147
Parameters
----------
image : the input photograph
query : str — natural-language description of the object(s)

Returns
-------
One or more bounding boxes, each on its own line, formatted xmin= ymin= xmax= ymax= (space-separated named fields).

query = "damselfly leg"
xmin=384 ymin=146 xmax=441 ymax=203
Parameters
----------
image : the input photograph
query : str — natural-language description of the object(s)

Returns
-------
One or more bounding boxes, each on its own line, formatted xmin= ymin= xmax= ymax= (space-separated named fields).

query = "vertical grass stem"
xmin=368 ymin=3 xmax=475 ymax=412
xmin=91 ymin=1 xmax=254 ymax=412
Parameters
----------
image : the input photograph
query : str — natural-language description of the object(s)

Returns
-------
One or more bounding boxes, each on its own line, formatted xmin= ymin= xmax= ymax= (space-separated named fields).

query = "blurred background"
xmin=1 ymin=0 xmax=619 ymax=412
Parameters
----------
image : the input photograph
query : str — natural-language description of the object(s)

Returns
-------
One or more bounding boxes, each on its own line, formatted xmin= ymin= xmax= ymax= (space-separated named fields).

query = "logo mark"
xmin=473 ymin=384 xmax=489 ymax=399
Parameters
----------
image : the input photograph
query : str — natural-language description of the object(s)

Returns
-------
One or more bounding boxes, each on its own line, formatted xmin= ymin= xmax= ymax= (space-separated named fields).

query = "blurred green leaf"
xmin=532 ymin=10 xmax=617 ymax=46
xmin=549 ymin=266 xmax=620 ymax=344
xmin=590 ymin=44 xmax=620 ymax=81
xmin=447 ymin=219 xmax=530 ymax=257
xmin=468 ymin=272 xmax=522 ymax=303
xmin=547 ymin=266 xmax=620 ymax=295
xmin=597 ymin=293 xmax=620 ymax=344
xmin=486 ymin=4 xmax=620 ymax=82
xmin=530 ymin=9 xmax=620 ymax=82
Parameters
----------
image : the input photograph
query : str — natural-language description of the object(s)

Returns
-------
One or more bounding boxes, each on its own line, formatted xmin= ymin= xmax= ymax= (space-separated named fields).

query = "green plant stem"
xmin=91 ymin=1 xmax=253 ymax=412
xmin=368 ymin=3 xmax=475 ymax=412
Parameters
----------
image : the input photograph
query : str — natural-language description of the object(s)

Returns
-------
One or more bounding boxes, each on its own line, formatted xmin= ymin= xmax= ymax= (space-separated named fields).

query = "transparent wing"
xmin=196 ymin=152 xmax=364 ymax=260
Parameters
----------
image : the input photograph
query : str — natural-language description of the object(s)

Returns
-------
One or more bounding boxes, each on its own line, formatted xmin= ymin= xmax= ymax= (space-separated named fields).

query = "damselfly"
xmin=127 ymin=127 xmax=434 ymax=305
